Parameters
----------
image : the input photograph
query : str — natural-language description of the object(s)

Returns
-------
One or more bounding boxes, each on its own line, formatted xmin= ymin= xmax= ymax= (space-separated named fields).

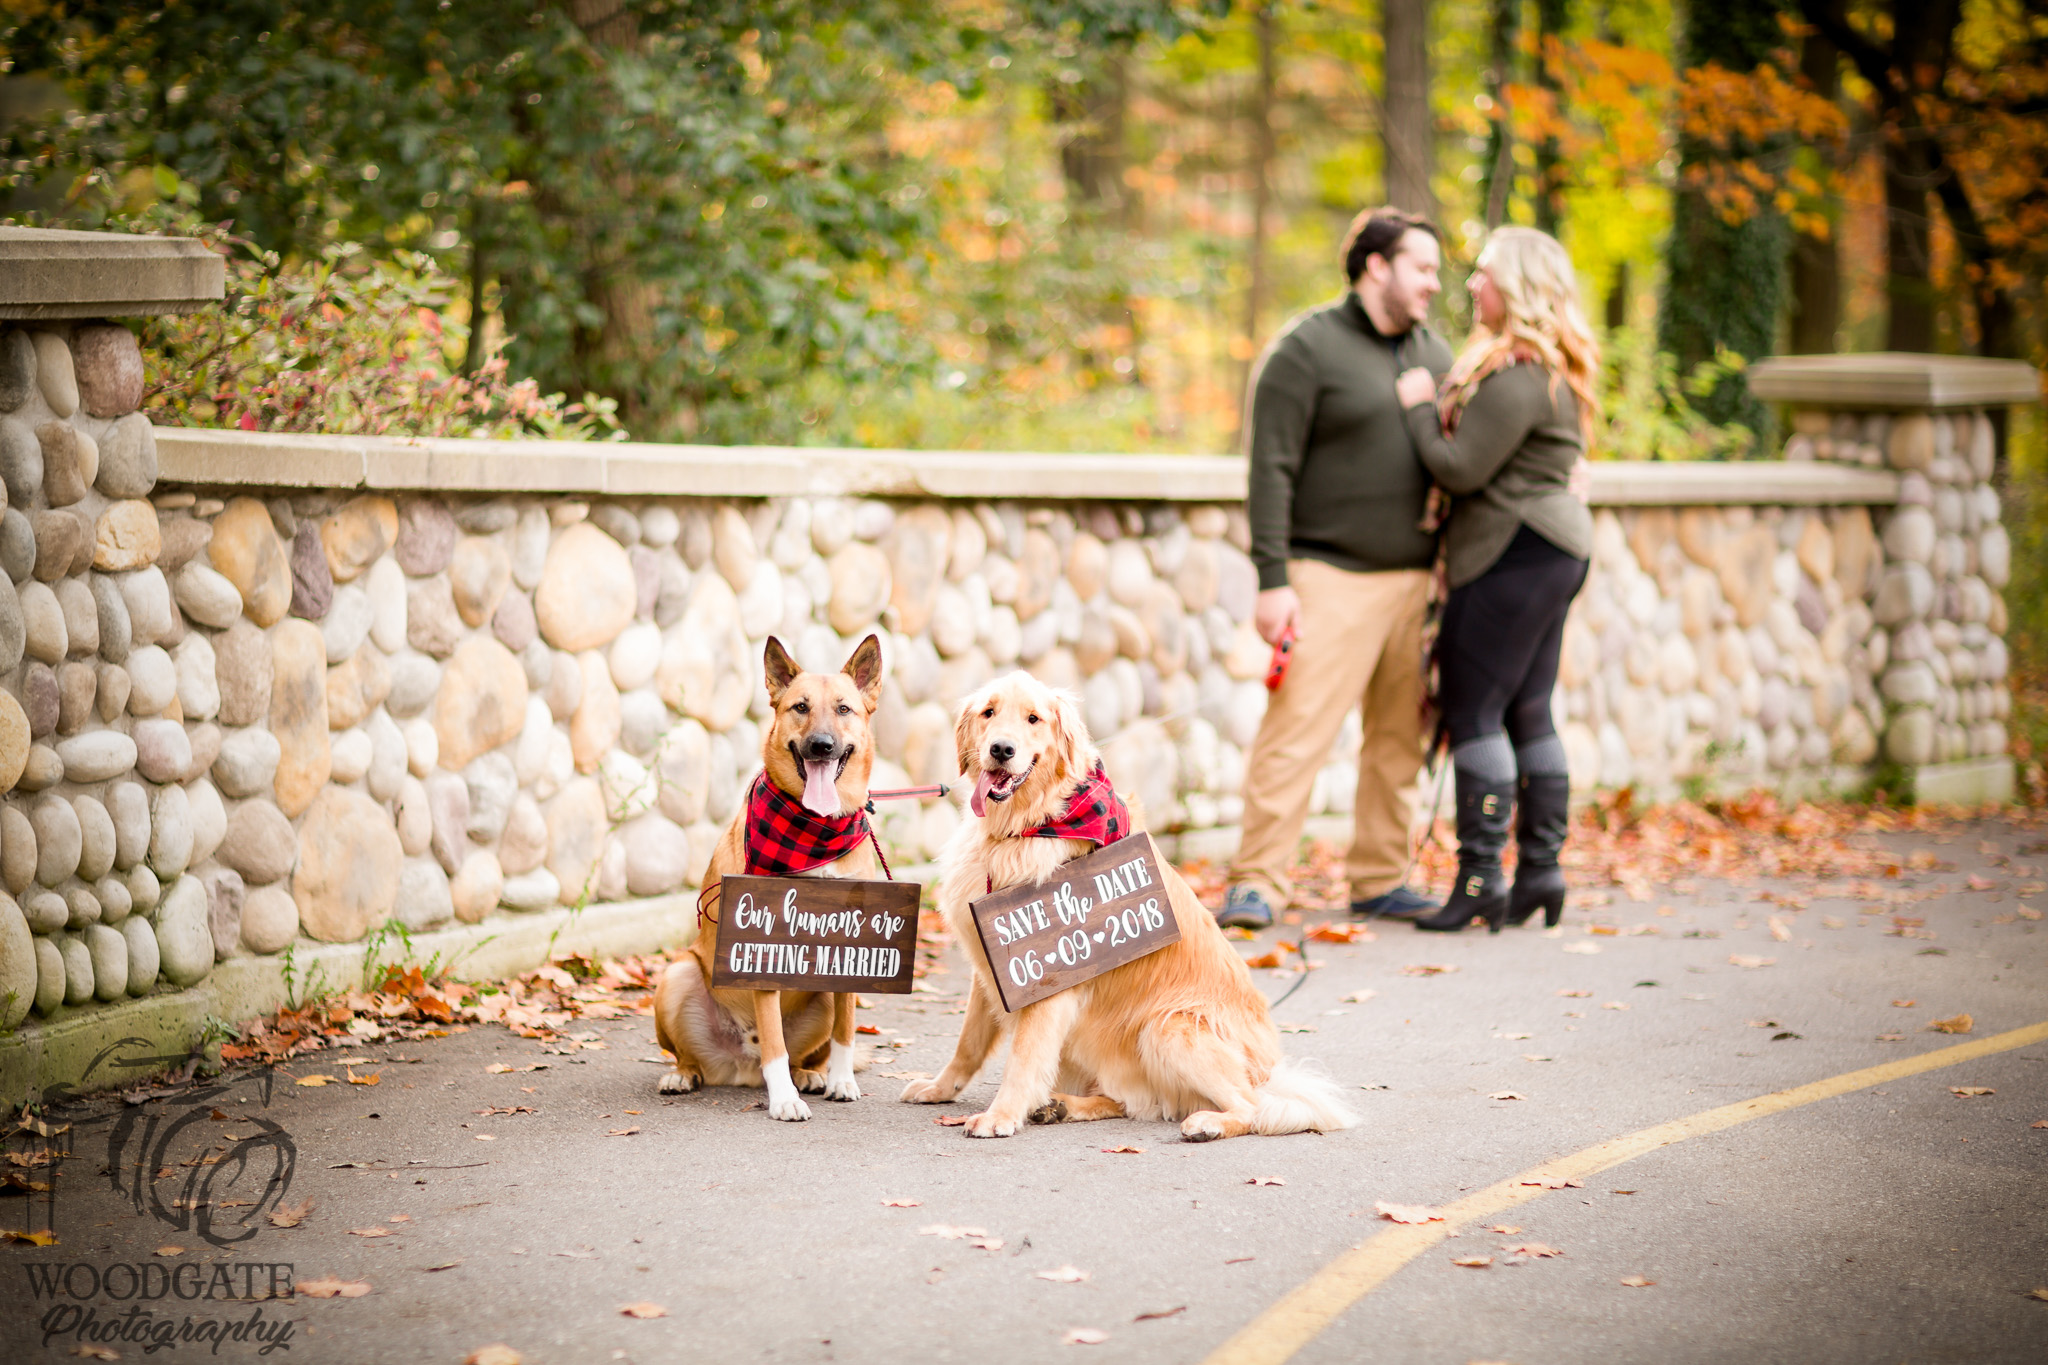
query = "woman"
xmin=1392 ymin=227 xmax=1596 ymax=933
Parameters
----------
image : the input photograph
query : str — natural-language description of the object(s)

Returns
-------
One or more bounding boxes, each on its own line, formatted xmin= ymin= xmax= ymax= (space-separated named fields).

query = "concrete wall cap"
xmin=0 ymin=226 xmax=226 ymax=319
xmin=158 ymin=428 xmax=1905 ymax=507
xmin=1748 ymin=351 xmax=2040 ymax=410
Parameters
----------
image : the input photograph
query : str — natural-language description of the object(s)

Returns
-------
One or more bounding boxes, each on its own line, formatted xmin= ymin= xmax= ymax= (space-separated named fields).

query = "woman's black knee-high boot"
xmin=1506 ymin=773 xmax=1570 ymax=927
xmin=1414 ymin=772 xmax=1515 ymax=933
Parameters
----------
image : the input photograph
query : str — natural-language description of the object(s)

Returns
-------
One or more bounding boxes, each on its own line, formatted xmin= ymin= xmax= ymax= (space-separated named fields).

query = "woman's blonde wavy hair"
xmin=1439 ymin=226 xmax=1600 ymax=444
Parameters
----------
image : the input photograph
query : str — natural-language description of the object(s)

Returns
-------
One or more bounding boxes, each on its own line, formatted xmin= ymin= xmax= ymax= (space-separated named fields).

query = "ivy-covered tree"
xmin=1659 ymin=0 xmax=1790 ymax=440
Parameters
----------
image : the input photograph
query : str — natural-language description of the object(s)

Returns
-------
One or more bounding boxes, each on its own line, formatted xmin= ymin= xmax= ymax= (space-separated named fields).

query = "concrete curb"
xmin=0 ymin=894 xmax=702 ymax=1104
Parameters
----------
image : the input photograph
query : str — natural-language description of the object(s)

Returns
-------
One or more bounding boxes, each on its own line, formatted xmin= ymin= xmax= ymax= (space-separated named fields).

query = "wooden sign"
xmin=710 ymin=876 xmax=922 ymax=994
xmin=969 ymin=833 xmax=1181 ymax=1012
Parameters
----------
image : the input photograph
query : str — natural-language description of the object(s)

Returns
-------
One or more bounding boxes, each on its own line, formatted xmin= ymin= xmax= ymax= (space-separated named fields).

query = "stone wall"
xmin=0 ymin=325 xmax=2030 ymax=1041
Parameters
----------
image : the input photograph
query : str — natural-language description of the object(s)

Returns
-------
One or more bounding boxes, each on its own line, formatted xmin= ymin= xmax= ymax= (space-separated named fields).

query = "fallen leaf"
xmin=1613 ymin=1190 xmax=1638 ymax=1195
xmin=1968 ymin=874 xmax=1998 ymax=891
xmin=72 ymin=1346 xmax=119 ymax=1360
xmin=424 ymin=1260 xmax=463 ymax=1272
xmin=919 ymin=1224 xmax=991 ymax=1239
xmin=268 ymin=1199 xmax=314 ymax=1229
xmin=1502 ymin=1243 xmax=1564 ymax=1258
xmin=294 ymin=1075 xmax=333 ymax=1087
xmin=463 ymin=1347 xmax=520 ymax=1365
xmin=388 ymin=1214 xmax=411 ymax=1223
xmin=1620 ymin=1275 xmax=1656 ymax=1288
xmin=1401 ymin=963 xmax=1458 ymax=976
xmin=485 ymin=1064 xmax=514 ymax=1074
xmin=966 ymin=1236 xmax=1005 ymax=1251
xmin=606 ymin=1127 xmax=640 ymax=1137
xmin=1306 ymin=922 xmax=1374 ymax=943
xmin=1452 ymin=1255 xmax=1493 ymax=1268
xmin=1768 ymin=917 xmax=1793 ymax=942
xmin=1062 ymin=1328 xmax=1108 ymax=1346
xmin=2031 ymin=1288 xmax=2048 ymax=1301
xmin=296 ymin=1277 xmax=371 ymax=1299
xmin=1340 ymin=989 xmax=1377 ymax=1003
xmin=474 ymin=1134 xmax=496 ymax=1141
xmin=1246 ymin=1176 xmax=1286 ymax=1186
xmin=1557 ymin=989 xmax=1591 ymax=997
xmin=348 ymin=1227 xmax=394 ymax=1238
xmin=1036 ymin=1265 xmax=1090 ymax=1282
xmin=1134 ymin=1306 xmax=1186 ymax=1321
xmin=2032 ymin=1120 xmax=2048 ymax=1129
xmin=1929 ymin=1013 xmax=1974 ymax=1035
xmin=2 ymin=1229 xmax=57 ymax=1246
xmin=1892 ymin=999 xmax=1916 ymax=1008
xmin=1243 ymin=950 xmax=1288 ymax=969
xmin=935 ymin=1115 xmax=969 ymax=1127
xmin=1877 ymin=1033 xmax=1905 ymax=1042
xmin=1488 ymin=1225 xmax=1522 ymax=1234
xmin=1728 ymin=955 xmax=1775 ymax=969
xmin=1489 ymin=1091 xmax=1527 ymax=1102
xmin=1101 ymin=1145 xmax=1145 ymax=1154
xmin=1522 ymin=1054 xmax=1554 ymax=1062
xmin=346 ymin=1071 xmax=381 ymax=1086
xmin=1772 ymin=1032 xmax=1802 ymax=1042
xmin=1950 ymin=1086 xmax=1995 ymax=1098
xmin=153 ymin=1246 xmax=184 ymax=1257
xmin=1563 ymin=942 xmax=1601 ymax=955
xmin=1518 ymin=1176 xmax=1582 ymax=1190
xmin=856 ymin=1025 xmax=881 ymax=1034
xmin=1374 ymin=1201 xmax=1443 ymax=1224
xmin=619 ymin=1302 xmax=668 ymax=1319
xmin=882 ymin=1198 xmax=922 ymax=1207
xmin=1493 ymin=1031 xmax=1532 ymax=1040
xmin=1276 ymin=1022 xmax=1317 ymax=1033
xmin=1601 ymin=1002 xmax=1629 ymax=1011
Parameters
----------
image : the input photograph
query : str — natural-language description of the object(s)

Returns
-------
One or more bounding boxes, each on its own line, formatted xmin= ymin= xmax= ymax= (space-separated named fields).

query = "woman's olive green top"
xmin=1401 ymin=361 xmax=1592 ymax=587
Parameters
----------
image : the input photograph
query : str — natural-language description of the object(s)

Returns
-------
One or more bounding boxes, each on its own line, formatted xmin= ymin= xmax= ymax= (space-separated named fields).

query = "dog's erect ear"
xmin=763 ymin=637 xmax=801 ymax=701
xmin=841 ymin=633 xmax=884 ymax=708
xmin=1045 ymin=687 xmax=1091 ymax=780
xmin=954 ymin=689 xmax=987 ymax=778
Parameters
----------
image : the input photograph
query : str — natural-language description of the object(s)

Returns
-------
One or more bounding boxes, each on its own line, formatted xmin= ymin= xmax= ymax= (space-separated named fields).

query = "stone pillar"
xmin=1751 ymin=352 xmax=2039 ymax=804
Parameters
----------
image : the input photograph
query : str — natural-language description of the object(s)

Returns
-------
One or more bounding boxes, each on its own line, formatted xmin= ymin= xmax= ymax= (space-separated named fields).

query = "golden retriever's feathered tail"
xmin=1252 ymin=1058 xmax=1357 ymax=1135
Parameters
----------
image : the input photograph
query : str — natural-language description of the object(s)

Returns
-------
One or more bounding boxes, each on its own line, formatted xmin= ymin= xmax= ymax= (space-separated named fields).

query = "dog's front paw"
xmin=659 ymin=1069 xmax=701 ymax=1095
xmin=1180 ymin=1111 xmax=1229 ymax=1142
xmin=822 ymin=1074 xmax=861 ymax=1102
xmin=795 ymin=1068 xmax=827 ymax=1094
xmin=768 ymin=1093 xmax=813 ymax=1122
xmin=963 ymin=1109 xmax=1018 ymax=1139
xmin=898 ymin=1077 xmax=956 ymax=1104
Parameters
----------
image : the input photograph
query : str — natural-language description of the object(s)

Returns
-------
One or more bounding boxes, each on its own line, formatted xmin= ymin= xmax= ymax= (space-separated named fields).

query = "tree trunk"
xmin=1533 ymin=0 xmax=1567 ymax=235
xmin=1604 ymin=258 xmax=1630 ymax=331
xmin=1788 ymin=12 xmax=1841 ymax=354
xmin=1381 ymin=0 xmax=1434 ymax=218
xmin=1480 ymin=0 xmax=1518 ymax=230
xmin=1881 ymin=0 xmax=1959 ymax=352
xmin=1050 ymin=58 xmax=1128 ymax=218
xmin=1236 ymin=5 xmax=1278 ymax=451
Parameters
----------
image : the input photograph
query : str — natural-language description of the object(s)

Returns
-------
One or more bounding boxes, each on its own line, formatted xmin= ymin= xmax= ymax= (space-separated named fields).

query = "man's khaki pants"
xmin=1228 ymin=558 xmax=1430 ymax=909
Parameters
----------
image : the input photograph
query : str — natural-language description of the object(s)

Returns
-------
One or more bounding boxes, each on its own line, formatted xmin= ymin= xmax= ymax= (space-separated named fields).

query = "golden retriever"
xmin=651 ymin=635 xmax=882 ymax=1121
xmin=901 ymin=672 xmax=1355 ymax=1141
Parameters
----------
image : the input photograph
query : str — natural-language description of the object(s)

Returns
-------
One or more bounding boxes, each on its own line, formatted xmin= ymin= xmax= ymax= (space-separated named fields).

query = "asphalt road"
xmin=5 ymin=814 xmax=2046 ymax=1365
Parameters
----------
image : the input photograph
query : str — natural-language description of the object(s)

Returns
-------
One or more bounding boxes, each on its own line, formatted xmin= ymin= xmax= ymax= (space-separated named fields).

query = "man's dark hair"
xmin=1341 ymin=207 xmax=1440 ymax=284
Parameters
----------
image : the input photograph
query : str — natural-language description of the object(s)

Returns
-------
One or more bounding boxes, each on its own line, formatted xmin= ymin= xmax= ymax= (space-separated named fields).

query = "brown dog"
xmin=901 ymin=671 xmax=1355 ymax=1140
xmin=651 ymin=635 xmax=883 ymax=1121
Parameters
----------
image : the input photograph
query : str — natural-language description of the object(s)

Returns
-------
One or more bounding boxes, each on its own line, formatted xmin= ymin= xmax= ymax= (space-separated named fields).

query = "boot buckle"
xmin=1464 ymin=874 xmax=1485 ymax=897
xmin=1481 ymin=794 xmax=1499 ymax=816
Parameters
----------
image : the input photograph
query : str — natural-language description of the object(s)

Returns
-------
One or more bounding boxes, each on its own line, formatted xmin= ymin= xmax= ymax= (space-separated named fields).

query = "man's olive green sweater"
xmin=1402 ymin=361 xmax=1591 ymax=588
xmin=1245 ymin=293 xmax=1454 ymax=591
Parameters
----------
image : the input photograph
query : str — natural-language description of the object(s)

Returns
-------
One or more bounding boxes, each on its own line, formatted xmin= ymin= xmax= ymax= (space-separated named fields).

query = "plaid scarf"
xmin=742 ymin=771 xmax=874 ymax=876
xmin=1019 ymin=763 xmax=1130 ymax=849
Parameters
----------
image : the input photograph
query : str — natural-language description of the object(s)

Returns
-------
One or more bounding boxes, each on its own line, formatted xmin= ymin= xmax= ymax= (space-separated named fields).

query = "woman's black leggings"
xmin=1437 ymin=525 xmax=1588 ymax=750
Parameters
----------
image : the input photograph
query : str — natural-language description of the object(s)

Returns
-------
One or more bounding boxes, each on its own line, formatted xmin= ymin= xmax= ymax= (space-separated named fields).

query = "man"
xmin=1218 ymin=206 xmax=1453 ymax=930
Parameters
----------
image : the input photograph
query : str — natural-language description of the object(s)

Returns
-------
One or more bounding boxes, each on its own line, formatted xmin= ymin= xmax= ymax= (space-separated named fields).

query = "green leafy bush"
xmin=129 ymin=214 xmax=624 ymax=441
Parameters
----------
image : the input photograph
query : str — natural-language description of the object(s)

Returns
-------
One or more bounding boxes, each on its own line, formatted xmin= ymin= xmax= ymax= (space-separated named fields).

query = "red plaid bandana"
xmin=1019 ymin=763 xmax=1129 ymax=849
xmin=743 ymin=771 xmax=873 ymax=876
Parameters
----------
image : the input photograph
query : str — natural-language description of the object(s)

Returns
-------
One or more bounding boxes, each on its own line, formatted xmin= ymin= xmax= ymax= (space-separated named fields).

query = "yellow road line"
xmin=1203 ymin=1020 xmax=2048 ymax=1365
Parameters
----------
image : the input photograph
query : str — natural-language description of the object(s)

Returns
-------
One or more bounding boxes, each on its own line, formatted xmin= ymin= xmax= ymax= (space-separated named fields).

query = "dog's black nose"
xmin=804 ymin=732 xmax=839 ymax=759
xmin=988 ymin=740 xmax=1015 ymax=764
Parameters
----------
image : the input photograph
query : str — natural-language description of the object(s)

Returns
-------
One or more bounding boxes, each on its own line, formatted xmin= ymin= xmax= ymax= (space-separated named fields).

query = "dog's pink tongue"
xmin=971 ymin=769 xmax=997 ymax=819
xmin=801 ymin=760 xmax=841 ymax=816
